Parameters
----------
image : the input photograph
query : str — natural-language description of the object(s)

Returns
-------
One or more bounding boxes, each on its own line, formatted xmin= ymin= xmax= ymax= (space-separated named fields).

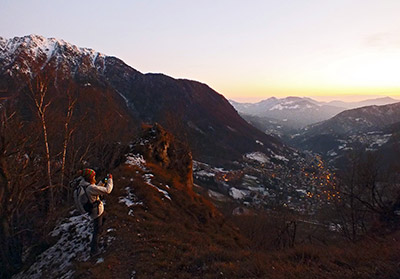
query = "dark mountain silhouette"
xmin=303 ymin=102 xmax=400 ymax=136
xmin=290 ymin=102 xmax=400 ymax=167
xmin=102 ymin=58 xmax=286 ymax=163
xmin=0 ymin=35 xmax=286 ymax=164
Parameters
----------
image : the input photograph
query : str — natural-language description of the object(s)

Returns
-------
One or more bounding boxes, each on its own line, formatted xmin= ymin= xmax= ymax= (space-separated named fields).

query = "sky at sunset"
xmin=1 ymin=0 xmax=399 ymax=102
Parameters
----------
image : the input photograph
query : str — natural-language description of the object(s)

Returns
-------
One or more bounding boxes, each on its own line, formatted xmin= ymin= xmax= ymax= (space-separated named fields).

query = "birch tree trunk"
xmin=60 ymin=91 xmax=77 ymax=187
xmin=28 ymin=76 xmax=53 ymax=211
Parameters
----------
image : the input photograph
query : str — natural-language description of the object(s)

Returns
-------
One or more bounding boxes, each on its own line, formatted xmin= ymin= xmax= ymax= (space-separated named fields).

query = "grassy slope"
xmin=74 ymin=161 xmax=250 ymax=279
xmin=74 ymin=162 xmax=400 ymax=279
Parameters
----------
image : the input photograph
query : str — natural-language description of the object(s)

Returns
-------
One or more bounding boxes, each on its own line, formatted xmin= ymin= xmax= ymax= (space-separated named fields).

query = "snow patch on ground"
xmin=125 ymin=153 xmax=171 ymax=201
xmin=195 ymin=170 xmax=215 ymax=177
xmin=208 ymin=190 xmax=228 ymax=201
xmin=126 ymin=153 xmax=147 ymax=170
xmin=117 ymin=90 xmax=131 ymax=108
xmin=143 ymin=174 xmax=171 ymax=200
xmin=296 ymin=189 xmax=308 ymax=196
xmin=119 ymin=187 xmax=143 ymax=210
xmin=271 ymin=154 xmax=289 ymax=162
xmin=269 ymin=103 xmax=300 ymax=111
xmin=229 ymin=187 xmax=249 ymax=200
xmin=227 ymin=126 xmax=237 ymax=132
xmin=245 ymin=152 xmax=270 ymax=164
xmin=370 ymin=134 xmax=392 ymax=147
xmin=338 ymin=144 xmax=347 ymax=150
xmin=327 ymin=150 xmax=338 ymax=157
xmin=328 ymin=223 xmax=342 ymax=232
xmin=12 ymin=212 xmax=115 ymax=279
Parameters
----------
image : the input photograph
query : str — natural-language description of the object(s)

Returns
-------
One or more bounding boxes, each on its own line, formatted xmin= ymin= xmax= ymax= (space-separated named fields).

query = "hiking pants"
xmin=90 ymin=213 xmax=104 ymax=254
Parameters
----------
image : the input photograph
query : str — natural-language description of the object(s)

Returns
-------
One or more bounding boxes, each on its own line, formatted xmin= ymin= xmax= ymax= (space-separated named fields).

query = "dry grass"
xmin=74 ymin=163 xmax=400 ymax=279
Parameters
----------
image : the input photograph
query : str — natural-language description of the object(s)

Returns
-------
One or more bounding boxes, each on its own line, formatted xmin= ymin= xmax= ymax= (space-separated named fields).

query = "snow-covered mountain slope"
xmin=0 ymin=35 xmax=106 ymax=83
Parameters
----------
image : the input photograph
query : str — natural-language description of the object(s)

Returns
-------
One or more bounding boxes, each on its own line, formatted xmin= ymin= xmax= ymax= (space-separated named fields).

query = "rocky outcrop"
xmin=133 ymin=123 xmax=193 ymax=186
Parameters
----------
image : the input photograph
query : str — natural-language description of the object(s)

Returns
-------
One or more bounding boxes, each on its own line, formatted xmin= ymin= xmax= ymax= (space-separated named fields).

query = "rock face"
xmin=133 ymin=123 xmax=193 ymax=186
xmin=0 ymin=35 xmax=288 ymax=164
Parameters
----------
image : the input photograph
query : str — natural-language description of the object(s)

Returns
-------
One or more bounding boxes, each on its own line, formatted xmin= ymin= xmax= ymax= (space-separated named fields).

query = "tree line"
xmin=0 ymin=74 xmax=134 ymax=278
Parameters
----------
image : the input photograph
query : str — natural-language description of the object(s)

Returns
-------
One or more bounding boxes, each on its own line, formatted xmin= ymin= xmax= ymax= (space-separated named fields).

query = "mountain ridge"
xmin=0 ymin=34 xmax=288 ymax=165
xmin=327 ymin=96 xmax=399 ymax=109
xmin=230 ymin=96 xmax=400 ymax=131
xmin=289 ymin=102 xmax=400 ymax=167
xmin=305 ymin=102 xmax=400 ymax=135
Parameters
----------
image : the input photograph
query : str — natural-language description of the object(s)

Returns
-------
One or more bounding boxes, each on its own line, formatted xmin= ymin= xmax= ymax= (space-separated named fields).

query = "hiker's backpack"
xmin=72 ymin=177 xmax=97 ymax=214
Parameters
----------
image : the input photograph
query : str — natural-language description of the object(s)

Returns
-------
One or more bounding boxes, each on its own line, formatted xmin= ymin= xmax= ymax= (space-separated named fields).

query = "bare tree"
xmin=0 ymin=105 xmax=38 ymax=278
xmin=27 ymin=75 xmax=54 ymax=210
xmin=27 ymin=77 xmax=52 ymax=182
xmin=334 ymin=151 xmax=400 ymax=241
xmin=60 ymin=89 xmax=77 ymax=187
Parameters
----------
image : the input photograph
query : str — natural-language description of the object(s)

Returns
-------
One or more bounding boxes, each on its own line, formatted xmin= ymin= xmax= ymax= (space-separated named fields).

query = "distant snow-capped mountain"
xmin=231 ymin=96 xmax=400 ymax=130
xmin=230 ymin=97 xmax=345 ymax=129
xmin=327 ymin=97 xmax=399 ymax=109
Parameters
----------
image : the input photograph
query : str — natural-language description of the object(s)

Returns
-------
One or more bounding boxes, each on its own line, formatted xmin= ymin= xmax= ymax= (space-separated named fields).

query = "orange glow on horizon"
xmin=206 ymin=47 xmax=400 ymax=103
xmin=222 ymin=84 xmax=400 ymax=103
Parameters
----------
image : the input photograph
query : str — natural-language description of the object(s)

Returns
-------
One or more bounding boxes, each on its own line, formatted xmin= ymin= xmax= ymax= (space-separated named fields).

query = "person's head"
xmin=81 ymin=168 xmax=96 ymax=184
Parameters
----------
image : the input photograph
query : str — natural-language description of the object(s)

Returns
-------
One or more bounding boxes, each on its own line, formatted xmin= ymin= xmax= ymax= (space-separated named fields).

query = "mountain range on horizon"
xmin=286 ymin=101 xmax=400 ymax=168
xmin=228 ymin=94 xmax=400 ymax=169
xmin=231 ymin=96 xmax=399 ymax=108
xmin=230 ymin=96 xmax=400 ymax=130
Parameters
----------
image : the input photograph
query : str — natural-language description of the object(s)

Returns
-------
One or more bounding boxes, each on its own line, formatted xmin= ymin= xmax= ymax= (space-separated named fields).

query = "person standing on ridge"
xmin=77 ymin=168 xmax=113 ymax=257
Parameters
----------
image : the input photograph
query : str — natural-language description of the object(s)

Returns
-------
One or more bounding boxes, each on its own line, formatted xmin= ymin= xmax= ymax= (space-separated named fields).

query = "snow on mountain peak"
xmin=0 ymin=35 xmax=105 ymax=67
